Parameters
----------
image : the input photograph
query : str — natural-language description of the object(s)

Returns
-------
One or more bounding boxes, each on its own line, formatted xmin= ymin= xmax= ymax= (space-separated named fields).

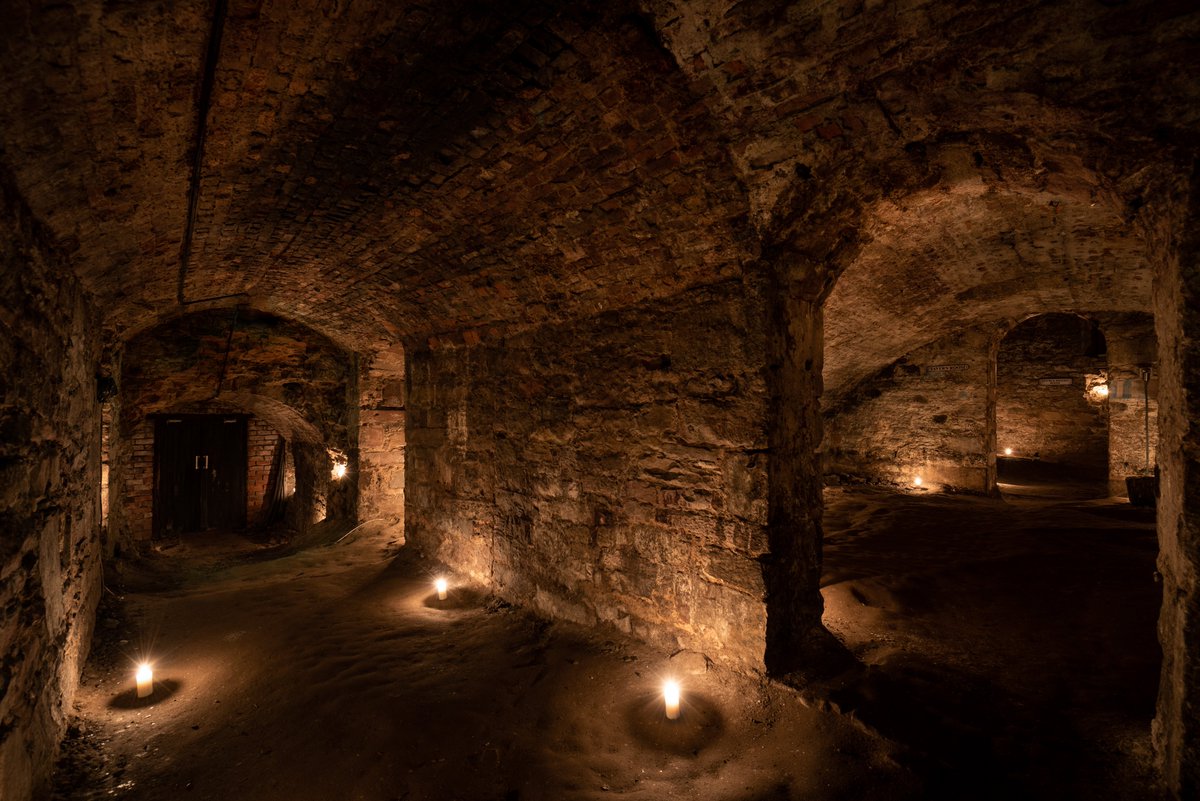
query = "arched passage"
xmin=807 ymin=165 xmax=1165 ymax=792
xmin=994 ymin=313 xmax=1111 ymax=498
xmin=106 ymin=307 xmax=361 ymax=548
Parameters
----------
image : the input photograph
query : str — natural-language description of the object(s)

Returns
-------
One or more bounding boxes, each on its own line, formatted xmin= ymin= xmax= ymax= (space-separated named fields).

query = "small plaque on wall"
xmin=927 ymin=364 xmax=968 ymax=373
xmin=1039 ymin=377 xmax=1073 ymax=386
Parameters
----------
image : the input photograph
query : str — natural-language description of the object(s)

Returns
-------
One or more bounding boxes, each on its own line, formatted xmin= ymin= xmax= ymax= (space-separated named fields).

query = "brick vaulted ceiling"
xmin=1 ymin=1 xmax=1197 ymax=360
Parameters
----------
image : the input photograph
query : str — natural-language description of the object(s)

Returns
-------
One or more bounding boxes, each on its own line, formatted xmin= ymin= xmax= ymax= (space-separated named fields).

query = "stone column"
xmin=762 ymin=258 xmax=852 ymax=680
xmin=357 ymin=343 xmax=407 ymax=542
xmin=1148 ymin=164 xmax=1200 ymax=799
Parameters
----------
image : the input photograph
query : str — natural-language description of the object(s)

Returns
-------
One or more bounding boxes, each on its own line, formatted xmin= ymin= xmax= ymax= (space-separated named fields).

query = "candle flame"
xmin=332 ymin=462 xmax=347 ymax=480
xmin=136 ymin=663 xmax=153 ymax=683
xmin=435 ymin=578 xmax=448 ymax=595
xmin=663 ymin=679 xmax=680 ymax=706
xmin=1004 ymin=448 xmax=1013 ymax=456
xmin=913 ymin=476 xmax=923 ymax=486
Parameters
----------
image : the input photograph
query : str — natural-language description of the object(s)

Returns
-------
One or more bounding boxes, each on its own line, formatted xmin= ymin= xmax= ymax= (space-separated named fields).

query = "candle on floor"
xmin=136 ymin=663 xmax=153 ymax=698
xmin=435 ymin=578 xmax=448 ymax=600
xmin=1004 ymin=447 xmax=1013 ymax=456
xmin=663 ymin=679 xmax=681 ymax=720
xmin=913 ymin=476 xmax=923 ymax=487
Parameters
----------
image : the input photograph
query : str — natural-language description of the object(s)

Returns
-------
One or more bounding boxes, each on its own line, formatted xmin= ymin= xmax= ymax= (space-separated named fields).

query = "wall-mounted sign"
xmin=927 ymin=364 xmax=968 ymax=373
xmin=1039 ymin=377 xmax=1073 ymax=386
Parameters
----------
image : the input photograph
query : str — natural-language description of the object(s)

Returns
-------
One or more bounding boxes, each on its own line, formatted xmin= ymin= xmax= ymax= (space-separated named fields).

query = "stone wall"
xmin=0 ymin=180 xmax=102 ymax=801
xmin=246 ymin=418 xmax=281 ymax=524
xmin=406 ymin=283 xmax=770 ymax=669
xmin=1147 ymin=171 xmax=1200 ymax=799
xmin=824 ymin=326 xmax=996 ymax=493
xmin=1101 ymin=313 xmax=1159 ymax=493
xmin=358 ymin=344 xmax=405 ymax=541
xmin=996 ymin=314 xmax=1108 ymax=475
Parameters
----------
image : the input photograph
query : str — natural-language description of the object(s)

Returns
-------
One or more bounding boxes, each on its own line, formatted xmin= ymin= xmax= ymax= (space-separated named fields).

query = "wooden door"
xmin=153 ymin=415 xmax=248 ymax=535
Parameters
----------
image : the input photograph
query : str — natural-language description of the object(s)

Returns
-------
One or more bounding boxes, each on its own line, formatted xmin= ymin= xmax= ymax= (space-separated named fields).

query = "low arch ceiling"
xmin=822 ymin=175 xmax=1151 ymax=398
xmin=0 ymin=0 xmax=751 ymax=352
xmin=0 ymin=1 xmax=1196 ymax=354
xmin=121 ymin=307 xmax=353 ymax=445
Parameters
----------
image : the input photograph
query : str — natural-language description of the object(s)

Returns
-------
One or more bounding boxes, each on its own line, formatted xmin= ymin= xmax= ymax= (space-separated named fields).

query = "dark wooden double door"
xmin=154 ymin=415 xmax=247 ymax=535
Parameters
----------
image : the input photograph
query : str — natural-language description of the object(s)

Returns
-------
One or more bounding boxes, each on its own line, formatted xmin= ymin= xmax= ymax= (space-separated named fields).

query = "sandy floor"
xmin=52 ymin=483 xmax=1164 ymax=801
xmin=821 ymin=483 xmax=1163 ymax=800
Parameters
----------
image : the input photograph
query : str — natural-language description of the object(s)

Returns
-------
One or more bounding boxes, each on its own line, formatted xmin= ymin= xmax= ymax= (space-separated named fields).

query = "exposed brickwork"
xmin=0 ymin=1 xmax=1198 ymax=796
xmin=0 ymin=177 xmax=102 ymax=801
xmin=826 ymin=325 xmax=997 ymax=493
xmin=1145 ymin=169 xmax=1200 ymax=798
xmin=246 ymin=418 xmax=281 ymax=524
xmin=110 ymin=308 xmax=356 ymax=545
xmin=358 ymin=344 xmax=405 ymax=541
xmin=115 ymin=419 xmax=155 ymax=543
xmin=407 ymin=283 xmax=769 ymax=669
xmin=996 ymin=314 xmax=1108 ymax=473
xmin=1101 ymin=313 xmax=1159 ymax=493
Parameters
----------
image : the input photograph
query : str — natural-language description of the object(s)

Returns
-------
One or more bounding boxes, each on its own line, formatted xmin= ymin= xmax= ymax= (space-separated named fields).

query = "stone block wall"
xmin=1101 ymin=313 xmax=1158 ymax=492
xmin=996 ymin=314 xmax=1108 ymax=474
xmin=0 ymin=181 xmax=102 ymax=801
xmin=824 ymin=326 xmax=996 ymax=492
xmin=246 ymin=418 xmax=281 ymax=524
xmin=119 ymin=419 xmax=155 ymax=542
xmin=1146 ymin=173 xmax=1200 ymax=799
xmin=406 ymin=283 xmax=770 ymax=670
xmin=358 ymin=344 xmax=405 ymax=541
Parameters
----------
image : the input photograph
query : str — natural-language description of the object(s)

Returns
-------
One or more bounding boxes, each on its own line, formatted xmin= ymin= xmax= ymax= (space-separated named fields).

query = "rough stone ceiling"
xmin=0 ymin=1 xmax=1196 ymax=355
xmin=822 ymin=177 xmax=1151 ymax=397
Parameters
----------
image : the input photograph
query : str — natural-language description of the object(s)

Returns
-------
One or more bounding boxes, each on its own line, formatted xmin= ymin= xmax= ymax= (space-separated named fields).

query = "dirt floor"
xmin=51 ymin=482 xmax=1164 ymax=801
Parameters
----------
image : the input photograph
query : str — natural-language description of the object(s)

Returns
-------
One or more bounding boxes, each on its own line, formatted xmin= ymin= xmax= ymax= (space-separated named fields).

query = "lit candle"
xmin=435 ymin=578 xmax=448 ymax=601
xmin=332 ymin=462 xmax=347 ymax=480
xmin=1004 ymin=448 xmax=1013 ymax=456
xmin=136 ymin=663 xmax=153 ymax=698
xmin=663 ymin=679 xmax=681 ymax=720
xmin=913 ymin=476 xmax=923 ymax=487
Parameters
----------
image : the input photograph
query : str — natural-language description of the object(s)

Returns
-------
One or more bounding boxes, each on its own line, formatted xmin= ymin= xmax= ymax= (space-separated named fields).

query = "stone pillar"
xmin=1101 ymin=314 xmax=1158 ymax=496
xmin=1148 ymin=164 xmax=1200 ymax=799
xmin=762 ymin=260 xmax=851 ymax=679
xmin=357 ymin=343 xmax=406 ymax=542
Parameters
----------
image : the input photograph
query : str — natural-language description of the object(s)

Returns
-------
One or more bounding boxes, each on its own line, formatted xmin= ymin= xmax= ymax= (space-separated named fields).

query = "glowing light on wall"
xmin=1004 ymin=448 xmax=1013 ymax=456
xmin=913 ymin=476 xmax=923 ymax=487
xmin=663 ymin=679 xmax=681 ymax=720
xmin=332 ymin=462 xmax=347 ymax=480
xmin=1092 ymin=384 xmax=1110 ymax=398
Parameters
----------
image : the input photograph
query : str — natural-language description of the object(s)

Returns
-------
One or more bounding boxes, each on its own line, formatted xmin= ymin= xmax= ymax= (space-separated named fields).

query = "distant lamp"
xmin=1092 ymin=384 xmax=1110 ymax=399
xmin=913 ymin=476 xmax=923 ymax=487
xmin=332 ymin=462 xmax=347 ymax=480
xmin=1004 ymin=448 xmax=1013 ymax=457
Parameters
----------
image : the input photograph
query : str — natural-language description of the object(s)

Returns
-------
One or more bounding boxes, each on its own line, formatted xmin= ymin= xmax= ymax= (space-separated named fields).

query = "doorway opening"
xmin=152 ymin=414 xmax=248 ymax=536
xmin=995 ymin=313 xmax=1110 ymax=500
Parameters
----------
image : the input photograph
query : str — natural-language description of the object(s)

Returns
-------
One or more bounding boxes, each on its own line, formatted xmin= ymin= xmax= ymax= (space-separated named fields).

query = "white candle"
xmin=136 ymin=663 xmax=153 ymax=698
xmin=435 ymin=578 xmax=448 ymax=600
xmin=663 ymin=679 xmax=680 ymax=720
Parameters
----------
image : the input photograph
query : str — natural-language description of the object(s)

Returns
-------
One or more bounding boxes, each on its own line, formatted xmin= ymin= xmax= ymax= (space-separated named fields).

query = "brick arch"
xmin=108 ymin=307 xmax=359 ymax=545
